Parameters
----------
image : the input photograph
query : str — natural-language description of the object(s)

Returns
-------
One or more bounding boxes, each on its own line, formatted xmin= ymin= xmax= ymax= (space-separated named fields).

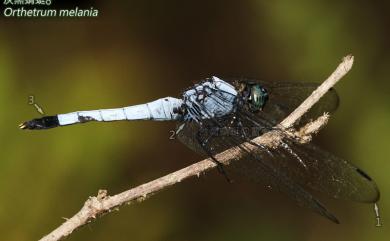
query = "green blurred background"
xmin=0 ymin=1 xmax=389 ymax=240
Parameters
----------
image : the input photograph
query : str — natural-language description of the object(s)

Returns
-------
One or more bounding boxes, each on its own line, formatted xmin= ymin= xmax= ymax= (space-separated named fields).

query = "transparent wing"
xmin=227 ymin=144 xmax=340 ymax=223
xmin=235 ymin=101 xmax=380 ymax=203
xmin=237 ymin=80 xmax=340 ymax=125
xmin=177 ymin=121 xmax=340 ymax=223
xmin=177 ymin=79 xmax=378 ymax=223
xmin=272 ymin=141 xmax=380 ymax=202
xmin=234 ymin=80 xmax=379 ymax=203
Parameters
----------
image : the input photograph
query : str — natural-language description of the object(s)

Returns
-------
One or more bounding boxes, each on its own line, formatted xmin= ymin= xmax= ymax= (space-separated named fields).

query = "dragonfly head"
xmin=247 ymin=83 xmax=268 ymax=112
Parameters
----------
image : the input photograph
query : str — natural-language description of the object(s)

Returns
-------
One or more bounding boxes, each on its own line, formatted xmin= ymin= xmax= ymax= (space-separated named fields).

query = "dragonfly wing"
xmin=242 ymin=80 xmax=340 ymax=125
xmin=272 ymin=141 xmax=380 ymax=203
xmin=236 ymin=99 xmax=380 ymax=203
xmin=177 ymin=121 xmax=340 ymax=223
xmin=226 ymin=146 xmax=340 ymax=223
xmin=176 ymin=78 xmax=376 ymax=223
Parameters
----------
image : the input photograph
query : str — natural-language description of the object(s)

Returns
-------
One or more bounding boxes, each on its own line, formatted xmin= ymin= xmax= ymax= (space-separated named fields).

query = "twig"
xmin=39 ymin=55 xmax=354 ymax=241
xmin=280 ymin=56 xmax=353 ymax=128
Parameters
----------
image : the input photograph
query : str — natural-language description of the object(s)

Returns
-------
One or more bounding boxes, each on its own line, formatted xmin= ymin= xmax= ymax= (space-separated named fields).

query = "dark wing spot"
xmin=356 ymin=168 xmax=372 ymax=181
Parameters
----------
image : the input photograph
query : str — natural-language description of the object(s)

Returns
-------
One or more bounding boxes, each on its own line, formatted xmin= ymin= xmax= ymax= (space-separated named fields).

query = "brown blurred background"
xmin=0 ymin=0 xmax=389 ymax=240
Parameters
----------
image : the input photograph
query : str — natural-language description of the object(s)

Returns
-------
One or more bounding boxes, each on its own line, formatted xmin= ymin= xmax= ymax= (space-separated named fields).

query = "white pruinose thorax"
xmin=182 ymin=76 xmax=238 ymax=121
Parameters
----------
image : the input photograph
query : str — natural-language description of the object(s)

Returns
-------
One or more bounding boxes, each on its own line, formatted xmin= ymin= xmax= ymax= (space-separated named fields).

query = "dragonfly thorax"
xmin=182 ymin=76 xmax=238 ymax=122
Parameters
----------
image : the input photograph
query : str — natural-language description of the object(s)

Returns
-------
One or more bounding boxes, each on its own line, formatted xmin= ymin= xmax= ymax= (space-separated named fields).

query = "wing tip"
xmin=312 ymin=198 xmax=340 ymax=224
xmin=354 ymin=167 xmax=381 ymax=203
xmin=365 ymin=185 xmax=381 ymax=203
xmin=326 ymin=212 xmax=340 ymax=224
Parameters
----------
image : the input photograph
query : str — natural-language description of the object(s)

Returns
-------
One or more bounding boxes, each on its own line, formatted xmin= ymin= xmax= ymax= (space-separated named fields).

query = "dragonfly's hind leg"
xmin=195 ymin=129 xmax=233 ymax=183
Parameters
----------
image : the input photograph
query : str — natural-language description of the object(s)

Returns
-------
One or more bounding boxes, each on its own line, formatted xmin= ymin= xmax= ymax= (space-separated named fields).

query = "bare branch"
xmin=39 ymin=55 xmax=354 ymax=241
xmin=280 ymin=55 xmax=353 ymax=128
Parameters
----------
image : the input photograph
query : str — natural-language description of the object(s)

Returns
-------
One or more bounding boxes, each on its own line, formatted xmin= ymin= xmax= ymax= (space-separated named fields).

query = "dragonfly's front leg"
xmin=195 ymin=127 xmax=232 ymax=183
xmin=234 ymin=114 xmax=274 ymax=157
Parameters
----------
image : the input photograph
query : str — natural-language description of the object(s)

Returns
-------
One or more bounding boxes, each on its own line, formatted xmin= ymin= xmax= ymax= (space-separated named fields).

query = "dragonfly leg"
xmin=280 ymin=141 xmax=307 ymax=169
xmin=235 ymin=115 xmax=274 ymax=157
xmin=195 ymin=129 xmax=233 ymax=183
xmin=187 ymin=88 xmax=234 ymax=182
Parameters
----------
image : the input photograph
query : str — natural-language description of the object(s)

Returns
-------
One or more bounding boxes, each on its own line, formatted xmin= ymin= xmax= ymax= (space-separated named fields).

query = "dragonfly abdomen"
xmin=20 ymin=97 xmax=183 ymax=130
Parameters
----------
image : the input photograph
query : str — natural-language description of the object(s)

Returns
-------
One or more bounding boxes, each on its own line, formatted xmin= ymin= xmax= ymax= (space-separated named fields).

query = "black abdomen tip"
xmin=19 ymin=116 xmax=59 ymax=130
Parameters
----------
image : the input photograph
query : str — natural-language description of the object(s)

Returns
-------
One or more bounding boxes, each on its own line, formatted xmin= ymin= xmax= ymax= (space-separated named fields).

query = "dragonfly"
xmin=19 ymin=76 xmax=380 ymax=223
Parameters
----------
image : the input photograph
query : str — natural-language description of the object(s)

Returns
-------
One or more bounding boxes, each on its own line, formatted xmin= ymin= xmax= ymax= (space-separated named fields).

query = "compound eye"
xmin=249 ymin=84 xmax=268 ymax=112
